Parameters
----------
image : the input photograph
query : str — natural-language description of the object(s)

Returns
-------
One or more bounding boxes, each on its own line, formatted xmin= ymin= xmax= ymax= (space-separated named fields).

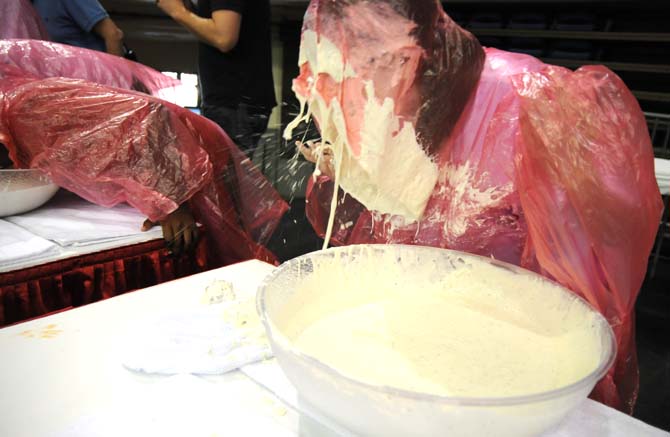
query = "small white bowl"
xmin=0 ymin=169 xmax=59 ymax=217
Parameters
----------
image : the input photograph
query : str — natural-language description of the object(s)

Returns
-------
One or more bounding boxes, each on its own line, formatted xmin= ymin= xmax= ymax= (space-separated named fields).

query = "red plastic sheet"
xmin=0 ymin=0 xmax=49 ymax=40
xmin=302 ymin=32 xmax=662 ymax=416
xmin=513 ymin=65 xmax=663 ymax=413
xmin=0 ymin=76 xmax=288 ymax=266
xmin=0 ymin=40 xmax=180 ymax=99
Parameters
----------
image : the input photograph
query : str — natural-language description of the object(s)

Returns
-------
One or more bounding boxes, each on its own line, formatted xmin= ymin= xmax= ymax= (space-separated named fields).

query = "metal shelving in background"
xmin=441 ymin=3 xmax=670 ymax=118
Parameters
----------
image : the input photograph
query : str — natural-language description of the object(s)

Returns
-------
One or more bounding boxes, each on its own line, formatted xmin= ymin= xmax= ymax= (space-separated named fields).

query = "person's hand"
xmin=141 ymin=204 xmax=199 ymax=255
xmin=297 ymin=140 xmax=335 ymax=179
xmin=156 ymin=0 xmax=188 ymax=19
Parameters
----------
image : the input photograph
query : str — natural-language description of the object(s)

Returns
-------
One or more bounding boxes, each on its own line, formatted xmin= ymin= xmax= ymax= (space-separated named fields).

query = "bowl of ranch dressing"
xmin=258 ymin=244 xmax=616 ymax=437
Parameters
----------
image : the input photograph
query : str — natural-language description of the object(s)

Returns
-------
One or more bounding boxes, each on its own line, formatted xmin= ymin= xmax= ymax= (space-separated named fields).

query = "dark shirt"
xmin=33 ymin=0 xmax=108 ymax=52
xmin=197 ymin=0 xmax=276 ymax=110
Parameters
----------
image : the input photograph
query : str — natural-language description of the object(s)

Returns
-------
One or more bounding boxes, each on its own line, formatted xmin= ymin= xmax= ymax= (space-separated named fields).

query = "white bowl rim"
xmin=0 ymin=168 xmax=53 ymax=180
xmin=258 ymin=244 xmax=618 ymax=407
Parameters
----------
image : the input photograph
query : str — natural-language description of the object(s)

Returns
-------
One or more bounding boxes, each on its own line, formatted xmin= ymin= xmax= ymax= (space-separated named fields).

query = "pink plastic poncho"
xmin=0 ymin=76 xmax=288 ymax=266
xmin=293 ymin=0 xmax=485 ymax=155
xmin=0 ymin=0 xmax=49 ymax=40
xmin=296 ymin=0 xmax=663 ymax=413
xmin=0 ymin=40 xmax=180 ymax=99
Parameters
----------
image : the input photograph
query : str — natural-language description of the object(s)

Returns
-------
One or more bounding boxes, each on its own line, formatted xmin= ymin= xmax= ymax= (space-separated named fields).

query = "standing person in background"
xmin=32 ymin=0 xmax=125 ymax=57
xmin=156 ymin=0 xmax=277 ymax=159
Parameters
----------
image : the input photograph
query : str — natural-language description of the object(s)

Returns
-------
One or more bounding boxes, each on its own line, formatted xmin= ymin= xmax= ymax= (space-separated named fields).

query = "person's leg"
xmin=202 ymin=104 xmax=240 ymax=144
xmin=0 ymin=144 xmax=12 ymax=169
xmin=247 ymin=105 xmax=272 ymax=150
xmin=234 ymin=103 xmax=272 ymax=160
xmin=203 ymin=104 xmax=271 ymax=159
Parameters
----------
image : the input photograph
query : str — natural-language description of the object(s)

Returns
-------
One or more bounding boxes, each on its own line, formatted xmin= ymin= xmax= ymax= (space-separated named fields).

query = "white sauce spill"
xmin=435 ymin=162 xmax=513 ymax=237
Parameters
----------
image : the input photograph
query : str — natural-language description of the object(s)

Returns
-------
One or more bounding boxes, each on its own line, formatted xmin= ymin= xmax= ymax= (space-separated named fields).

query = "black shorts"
xmin=202 ymin=103 xmax=272 ymax=159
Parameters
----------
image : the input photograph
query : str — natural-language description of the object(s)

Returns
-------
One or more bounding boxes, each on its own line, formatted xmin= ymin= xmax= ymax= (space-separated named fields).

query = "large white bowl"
xmin=258 ymin=244 xmax=616 ymax=437
xmin=0 ymin=169 xmax=59 ymax=217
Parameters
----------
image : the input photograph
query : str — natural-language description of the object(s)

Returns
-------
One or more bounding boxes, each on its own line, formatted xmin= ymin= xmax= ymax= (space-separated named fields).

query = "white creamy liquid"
xmin=281 ymin=251 xmax=604 ymax=398
xmin=285 ymin=30 xmax=439 ymax=244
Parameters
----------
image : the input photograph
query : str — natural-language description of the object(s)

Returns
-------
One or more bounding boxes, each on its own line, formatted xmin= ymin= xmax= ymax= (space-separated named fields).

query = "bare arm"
xmin=298 ymin=140 xmax=335 ymax=179
xmin=157 ymin=0 xmax=241 ymax=53
xmin=141 ymin=203 xmax=199 ymax=255
xmin=93 ymin=17 xmax=124 ymax=57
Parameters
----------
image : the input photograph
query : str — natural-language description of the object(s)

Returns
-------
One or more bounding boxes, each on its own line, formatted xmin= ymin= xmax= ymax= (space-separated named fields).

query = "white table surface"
xmin=656 ymin=158 xmax=670 ymax=195
xmin=0 ymin=260 xmax=667 ymax=437
xmin=0 ymin=193 xmax=163 ymax=273
xmin=0 ymin=226 xmax=162 ymax=274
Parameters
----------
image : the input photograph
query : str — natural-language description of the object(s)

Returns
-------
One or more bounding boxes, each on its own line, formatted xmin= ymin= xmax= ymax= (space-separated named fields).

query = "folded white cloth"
xmin=656 ymin=157 xmax=670 ymax=176
xmin=0 ymin=219 xmax=60 ymax=267
xmin=5 ymin=193 xmax=162 ymax=246
xmin=121 ymin=298 xmax=272 ymax=376
xmin=655 ymin=158 xmax=670 ymax=195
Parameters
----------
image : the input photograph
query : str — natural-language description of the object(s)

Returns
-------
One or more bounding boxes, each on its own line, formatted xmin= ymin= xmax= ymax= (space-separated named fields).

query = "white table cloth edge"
xmin=0 ymin=260 xmax=667 ymax=437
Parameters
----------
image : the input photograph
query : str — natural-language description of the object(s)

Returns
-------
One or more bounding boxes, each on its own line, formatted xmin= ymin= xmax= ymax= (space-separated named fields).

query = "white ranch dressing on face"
xmin=285 ymin=31 xmax=439 ymax=248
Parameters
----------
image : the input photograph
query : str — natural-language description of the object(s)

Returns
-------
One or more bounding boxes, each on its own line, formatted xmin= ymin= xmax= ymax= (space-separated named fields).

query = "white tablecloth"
xmin=5 ymin=192 xmax=162 ymax=247
xmin=0 ymin=260 xmax=667 ymax=437
xmin=656 ymin=158 xmax=670 ymax=195
xmin=0 ymin=219 xmax=59 ymax=266
xmin=0 ymin=193 xmax=163 ymax=273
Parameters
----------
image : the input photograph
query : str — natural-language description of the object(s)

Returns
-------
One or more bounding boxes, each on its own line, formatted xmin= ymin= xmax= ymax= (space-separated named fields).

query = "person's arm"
xmin=93 ymin=17 xmax=124 ymax=56
xmin=298 ymin=140 xmax=335 ymax=179
xmin=142 ymin=203 xmax=199 ymax=255
xmin=0 ymin=144 xmax=13 ymax=169
xmin=157 ymin=0 xmax=241 ymax=53
xmin=63 ymin=0 xmax=124 ymax=56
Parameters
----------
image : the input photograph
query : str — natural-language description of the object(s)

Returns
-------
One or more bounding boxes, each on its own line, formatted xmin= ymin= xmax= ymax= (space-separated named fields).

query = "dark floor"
xmin=635 ymin=256 xmax=670 ymax=431
xmin=268 ymin=198 xmax=670 ymax=431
